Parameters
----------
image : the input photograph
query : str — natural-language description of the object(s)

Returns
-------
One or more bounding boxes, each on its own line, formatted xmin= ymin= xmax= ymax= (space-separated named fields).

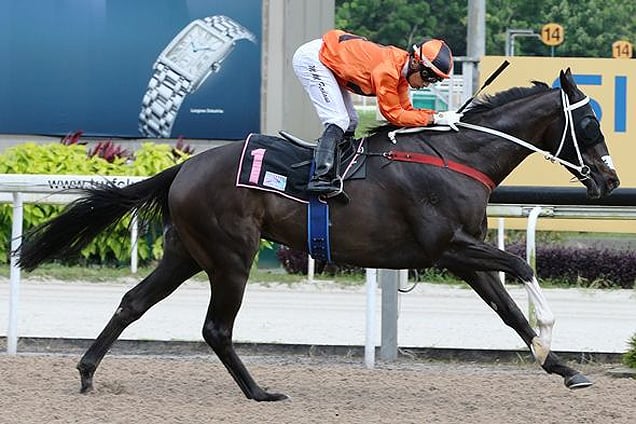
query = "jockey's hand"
xmin=433 ymin=111 xmax=463 ymax=131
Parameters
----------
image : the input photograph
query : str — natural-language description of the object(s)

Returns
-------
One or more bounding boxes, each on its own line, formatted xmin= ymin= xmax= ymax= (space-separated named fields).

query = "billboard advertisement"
xmin=0 ymin=0 xmax=262 ymax=139
xmin=480 ymin=56 xmax=635 ymax=232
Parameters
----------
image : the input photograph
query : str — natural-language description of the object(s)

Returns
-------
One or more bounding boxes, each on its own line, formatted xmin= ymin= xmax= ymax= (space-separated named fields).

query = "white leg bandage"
xmin=524 ymin=277 xmax=555 ymax=365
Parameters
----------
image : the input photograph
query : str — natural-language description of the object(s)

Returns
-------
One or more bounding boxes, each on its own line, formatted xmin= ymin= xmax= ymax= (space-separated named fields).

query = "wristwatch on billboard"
xmin=139 ymin=15 xmax=256 ymax=138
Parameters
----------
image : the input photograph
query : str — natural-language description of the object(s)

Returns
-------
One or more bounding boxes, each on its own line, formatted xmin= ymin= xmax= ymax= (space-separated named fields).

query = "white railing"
xmin=363 ymin=202 xmax=636 ymax=368
xmin=0 ymin=174 xmax=145 ymax=354
xmin=4 ymin=175 xmax=636 ymax=362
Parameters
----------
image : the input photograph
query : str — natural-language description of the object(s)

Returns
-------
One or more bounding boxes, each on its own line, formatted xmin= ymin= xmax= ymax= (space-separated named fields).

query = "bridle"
xmin=455 ymin=90 xmax=595 ymax=179
xmin=385 ymin=87 xmax=611 ymax=189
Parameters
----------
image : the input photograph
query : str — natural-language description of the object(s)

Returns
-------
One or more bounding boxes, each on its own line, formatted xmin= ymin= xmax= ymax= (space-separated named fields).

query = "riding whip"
xmin=457 ymin=60 xmax=510 ymax=113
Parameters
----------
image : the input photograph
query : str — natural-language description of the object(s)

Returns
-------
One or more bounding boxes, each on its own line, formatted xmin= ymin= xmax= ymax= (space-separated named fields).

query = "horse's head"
xmin=555 ymin=68 xmax=620 ymax=198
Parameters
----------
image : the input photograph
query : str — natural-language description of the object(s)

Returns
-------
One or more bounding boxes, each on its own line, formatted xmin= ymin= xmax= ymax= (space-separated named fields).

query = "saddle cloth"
xmin=236 ymin=133 xmax=366 ymax=203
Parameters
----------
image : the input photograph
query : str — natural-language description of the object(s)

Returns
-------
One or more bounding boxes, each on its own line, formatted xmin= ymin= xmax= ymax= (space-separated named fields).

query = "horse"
xmin=18 ymin=68 xmax=619 ymax=401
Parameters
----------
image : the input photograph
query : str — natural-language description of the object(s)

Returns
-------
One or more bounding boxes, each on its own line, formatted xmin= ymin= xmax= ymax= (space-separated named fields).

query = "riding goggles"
xmin=420 ymin=67 xmax=443 ymax=84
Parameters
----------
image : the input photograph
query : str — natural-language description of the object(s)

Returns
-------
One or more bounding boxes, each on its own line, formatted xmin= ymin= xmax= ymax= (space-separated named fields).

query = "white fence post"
xmin=526 ymin=206 xmax=543 ymax=326
xmin=131 ymin=212 xmax=139 ymax=274
xmin=307 ymin=255 xmax=315 ymax=284
xmin=497 ymin=217 xmax=506 ymax=284
xmin=0 ymin=174 xmax=146 ymax=353
xmin=364 ymin=268 xmax=377 ymax=369
xmin=7 ymin=192 xmax=23 ymax=354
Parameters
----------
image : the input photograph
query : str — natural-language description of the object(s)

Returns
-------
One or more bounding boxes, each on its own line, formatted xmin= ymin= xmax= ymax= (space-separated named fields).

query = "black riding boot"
xmin=307 ymin=124 xmax=344 ymax=194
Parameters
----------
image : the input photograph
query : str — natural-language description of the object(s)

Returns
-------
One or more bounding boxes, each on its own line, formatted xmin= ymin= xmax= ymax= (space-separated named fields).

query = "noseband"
xmin=552 ymin=92 xmax=592 ymax=177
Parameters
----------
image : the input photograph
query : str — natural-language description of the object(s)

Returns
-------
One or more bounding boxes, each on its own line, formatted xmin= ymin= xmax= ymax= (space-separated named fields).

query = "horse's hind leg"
xmin=438 ymin=242 xmax=592 ymax=389
xmin=77 ymin=226 xmax=201 ymax=393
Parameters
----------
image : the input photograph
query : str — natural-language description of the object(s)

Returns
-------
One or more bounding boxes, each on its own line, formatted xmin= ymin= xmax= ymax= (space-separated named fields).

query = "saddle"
xmin=236 ymin=131 xmax=367 ymax=203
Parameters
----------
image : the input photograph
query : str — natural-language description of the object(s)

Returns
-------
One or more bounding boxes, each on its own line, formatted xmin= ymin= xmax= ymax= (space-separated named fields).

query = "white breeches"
xmin=292 ymin=39 xmax=358 ymax=133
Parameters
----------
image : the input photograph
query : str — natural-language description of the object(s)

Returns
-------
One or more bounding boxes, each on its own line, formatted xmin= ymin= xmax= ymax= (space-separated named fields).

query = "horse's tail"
xmin=17 ymin=164 xmax=183 ymax=271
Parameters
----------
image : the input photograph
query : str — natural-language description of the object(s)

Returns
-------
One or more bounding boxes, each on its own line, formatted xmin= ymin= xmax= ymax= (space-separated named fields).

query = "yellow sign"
xmin=540 ymin=23 xmax=564 ymax=46
xmin=612 ymin=40 xmax=633 ymax=59
xmin=480 ymin=56 xmax=636 ymax=233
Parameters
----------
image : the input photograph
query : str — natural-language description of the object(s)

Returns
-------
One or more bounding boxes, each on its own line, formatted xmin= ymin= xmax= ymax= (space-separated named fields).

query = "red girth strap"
xmin=385 ymin=150 xmax=496 ymax=191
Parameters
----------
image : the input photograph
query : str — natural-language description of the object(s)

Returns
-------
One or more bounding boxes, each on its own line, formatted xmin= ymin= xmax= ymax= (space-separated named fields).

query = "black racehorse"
xmin=18 ymin=69 xmax=619 ymax=401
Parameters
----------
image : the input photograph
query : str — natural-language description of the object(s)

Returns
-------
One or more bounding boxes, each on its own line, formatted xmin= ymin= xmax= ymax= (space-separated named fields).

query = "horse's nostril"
xmin=607 ymin=177 xmax=620 ymax=193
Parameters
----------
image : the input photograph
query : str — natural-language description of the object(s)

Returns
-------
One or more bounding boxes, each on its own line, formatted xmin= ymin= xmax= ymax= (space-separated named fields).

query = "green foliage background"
xmin=624 ymin=333 xmax=636 ymax=368
xmin=335 ymin=0 xmax=635 ymax=58
xmin=0 ymin=142 xmax=189 ymax=265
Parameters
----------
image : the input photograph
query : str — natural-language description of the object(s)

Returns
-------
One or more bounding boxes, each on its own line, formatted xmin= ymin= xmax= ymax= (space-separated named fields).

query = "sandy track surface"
xmin=1 ymin=353 xmax=634 ymax=424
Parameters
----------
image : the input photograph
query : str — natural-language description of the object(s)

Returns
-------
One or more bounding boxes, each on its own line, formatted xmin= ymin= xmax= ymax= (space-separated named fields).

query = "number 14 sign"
xmin=541 ymin=23 xmax=564 ymax=47
xmin=612 ymin=40 xmax=633 ymax=59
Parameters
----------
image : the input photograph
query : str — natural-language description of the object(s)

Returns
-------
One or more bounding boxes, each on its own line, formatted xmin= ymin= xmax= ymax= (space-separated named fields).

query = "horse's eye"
xmin=580 ymin=117 xmax=601 ymax=141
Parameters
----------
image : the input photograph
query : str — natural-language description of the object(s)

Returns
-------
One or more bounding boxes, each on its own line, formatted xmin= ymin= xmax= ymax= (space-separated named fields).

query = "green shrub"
xmin=277 ymin=243 xmax=636 ymax=289
xmin=623 ymin=333 xmax=636 ymax=369
xmin=0 ymin=141 xmax=191 ymax=265
xmin=506 ymin=243 xmax=636 ymax=289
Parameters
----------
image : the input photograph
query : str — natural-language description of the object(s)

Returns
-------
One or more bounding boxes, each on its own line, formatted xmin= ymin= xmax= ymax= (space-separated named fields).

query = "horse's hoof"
xmin=268 ymin=392 xmax=289 ymax=402
xmin=79 ymin=380 xmax=94 ymax=394
xmin=253 ymin=391 xmax=289 ymax=402
xmin=77 ymin=365 xmax=94 ymax=394
xmin=564 ymin=373 xmax=593 ymax=389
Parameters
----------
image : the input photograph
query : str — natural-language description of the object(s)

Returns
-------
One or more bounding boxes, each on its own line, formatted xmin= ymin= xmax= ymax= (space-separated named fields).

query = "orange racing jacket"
xmin=318 ymin=30 xmax=434 ymax=127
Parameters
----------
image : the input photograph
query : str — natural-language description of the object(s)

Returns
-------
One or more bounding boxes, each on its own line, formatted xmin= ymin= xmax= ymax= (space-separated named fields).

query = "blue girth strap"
xmin=307 ymin=196 xmax=331 ymax=262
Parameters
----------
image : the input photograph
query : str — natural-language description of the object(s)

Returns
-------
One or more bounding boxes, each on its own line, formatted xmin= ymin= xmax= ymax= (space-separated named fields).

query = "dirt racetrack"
xmin=1 ymin=353 xmax=634 ymax=424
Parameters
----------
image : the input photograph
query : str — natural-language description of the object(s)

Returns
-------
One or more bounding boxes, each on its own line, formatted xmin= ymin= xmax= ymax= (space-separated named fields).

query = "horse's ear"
xmin=559 ymin=68 xmax=576 ymax=92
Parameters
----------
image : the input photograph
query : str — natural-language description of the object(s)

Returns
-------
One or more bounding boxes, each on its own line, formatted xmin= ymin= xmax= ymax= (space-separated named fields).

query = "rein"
xmin=455 ymin=91 xmax=591 ymax=177
xmin=384 ymin=151 xmax=496 ymax=191
xmin=387 ymin=90 xmax=592 ymax=186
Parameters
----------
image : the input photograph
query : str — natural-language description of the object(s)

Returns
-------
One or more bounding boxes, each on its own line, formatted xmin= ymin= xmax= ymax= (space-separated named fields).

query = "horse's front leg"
xmin=437 ymin=235 xmax=592 ymax=389
xmin=202 ymin=268 xmax=288 ymax=401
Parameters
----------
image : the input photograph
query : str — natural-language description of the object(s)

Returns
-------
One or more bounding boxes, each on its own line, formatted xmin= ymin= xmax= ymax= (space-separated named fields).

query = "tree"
xmin=544 ymin=0 xmax=635 ymax=57
xmin=335 ymin=0 xmax=466 ymax=53
xmin=336 ymin=0 xmax=635 ymax=58
xmin=482 ymin=0 xmax=635 ymax=57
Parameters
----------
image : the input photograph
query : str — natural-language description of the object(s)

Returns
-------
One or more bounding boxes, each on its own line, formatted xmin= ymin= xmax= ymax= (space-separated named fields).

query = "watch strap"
xmin=139 ymin=15 xmax=255 ymax=138
xmin=139 ymin=63 xmax=192 ymax=138
xmin=204 ymin=15 xmax=256 ymax=43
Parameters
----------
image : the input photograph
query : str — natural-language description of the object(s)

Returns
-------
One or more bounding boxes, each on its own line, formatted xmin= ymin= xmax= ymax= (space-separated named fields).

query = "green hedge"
xmin=0 ymin=142 xmax=191 ymax=265
xmin=624 ymin=334 xmax=636 ymax=369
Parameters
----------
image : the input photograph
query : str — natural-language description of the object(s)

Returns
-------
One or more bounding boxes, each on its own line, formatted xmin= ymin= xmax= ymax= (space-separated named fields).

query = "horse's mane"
xmin=464 ymin=80 xmax=551 ymax=116
xmin=367 ymin=81 xmax=552 ymax=136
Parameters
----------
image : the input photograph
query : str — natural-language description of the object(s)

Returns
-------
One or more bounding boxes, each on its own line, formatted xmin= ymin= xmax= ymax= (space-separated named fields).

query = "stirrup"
xmin=307 ymin=176 xmax=341 ymax=195
xmin=307 ymin=178 xmax=335 ymax=192
xmin=322 ymin=176 xmax=344 ymax=198
xmin=322 ymin=177 xmax=349 ymax=203
xmin=307 ymin=177 xmax=348 ymax=203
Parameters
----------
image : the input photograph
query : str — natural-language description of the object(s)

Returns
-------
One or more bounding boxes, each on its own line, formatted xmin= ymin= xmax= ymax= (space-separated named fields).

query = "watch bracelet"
xmin=139 ymin=15 xmax=255 ymax=138
xmin=204 ymin=15 xmax=256 ymax=43
xmin=139 ymin=63 xmax=191 ymax=138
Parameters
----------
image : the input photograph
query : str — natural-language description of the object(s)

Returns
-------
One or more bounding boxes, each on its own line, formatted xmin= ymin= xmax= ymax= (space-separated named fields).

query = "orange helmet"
xmin=410 ymin=39 xmax=453 ymax=79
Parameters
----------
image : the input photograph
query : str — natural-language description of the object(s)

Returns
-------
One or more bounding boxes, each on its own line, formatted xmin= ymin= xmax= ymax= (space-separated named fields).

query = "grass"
xmin=0 ymin=259 xmax=464 ymax=288
xmin=0 ymin=263 xmax=154 ymax=282
xmin=2 ymin=261 xmax=629 ymax=290
xmin=0 ymin=263 xmax=368 ymax=286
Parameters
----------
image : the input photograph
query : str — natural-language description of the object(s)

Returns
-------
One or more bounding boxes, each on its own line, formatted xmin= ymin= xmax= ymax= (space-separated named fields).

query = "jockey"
xmin=293 ymin=29 xmax=462 ymax=194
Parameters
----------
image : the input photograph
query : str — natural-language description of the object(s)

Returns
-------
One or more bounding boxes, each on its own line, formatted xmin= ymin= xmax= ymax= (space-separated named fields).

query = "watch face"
xmin=163 ymin=21 xmax=232 ymax=83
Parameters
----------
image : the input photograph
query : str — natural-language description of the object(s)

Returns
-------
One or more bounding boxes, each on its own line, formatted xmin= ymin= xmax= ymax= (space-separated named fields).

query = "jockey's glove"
xmin=433 ymin=111 xmax=464 ymax=131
